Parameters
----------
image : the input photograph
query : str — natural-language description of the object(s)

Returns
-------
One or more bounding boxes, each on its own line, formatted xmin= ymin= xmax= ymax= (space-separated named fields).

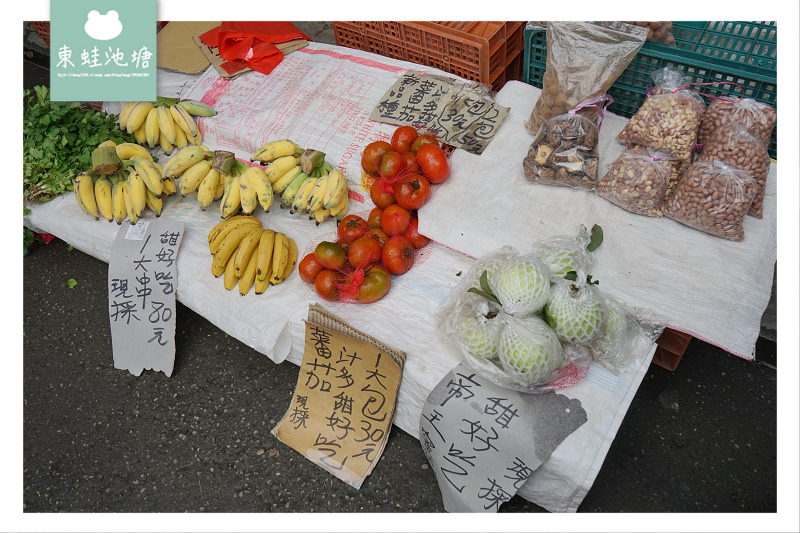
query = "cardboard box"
xmin=156 ymin=21 xmax=221 ymax=74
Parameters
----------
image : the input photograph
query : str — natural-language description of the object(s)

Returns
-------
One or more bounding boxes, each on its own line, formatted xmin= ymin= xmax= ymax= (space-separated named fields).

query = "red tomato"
xmin=382 ymin=235 xmax=415 ymax=275
xmin=410 ymin=134 xmax=438 ymax=154
xmin=393 ymin=173 xmax=431 ymax=210
xmin=367 ymin=207 xmax=383 ymax=229
xmin=314 ymin=269 xmax=344 ymax=302
xmin=348 ymin=235 xmax=383 ymax=268
xmin=314 ymin=241 xmax=347 ymax=270
xmin=381 ymin=204 xmax=412 ymax=236
xmin=361 ymin=140 xmax=392 ymax=176
xmin=379 ymin=151 xmax=405 ymax=179
xmin=370 ymin=176 xmax=396 ymax=209
xmin=416 ymin=143 xmax=450 ymax=184
xmin=401 ymin=151 xmax=420 ymax=174
xmin=337 ymin=214 xmax=370 ymax=244
xmin=354 ymin=264 xmax=392 ymax=303
xmin=404 ymin=216 xmax=431 ymax=249
xmin=298 ymin=252 xmax=324 ymax=284
xmin=367 ymin=227 xmax=390 ymax=247
xmin=391 ymin=125 xmax=418 ymax=153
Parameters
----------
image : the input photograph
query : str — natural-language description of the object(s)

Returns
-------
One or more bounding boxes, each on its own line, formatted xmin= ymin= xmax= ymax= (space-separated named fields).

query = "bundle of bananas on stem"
xmin=207 ymin=215 xmax=298 ymax=295
xmin=251 ymin=140 xmax=350 ymax=226
xmin=73 ymin=140 xmax=177 ymax=224
xmin=117 ymin=97 xmax=217 ymax=155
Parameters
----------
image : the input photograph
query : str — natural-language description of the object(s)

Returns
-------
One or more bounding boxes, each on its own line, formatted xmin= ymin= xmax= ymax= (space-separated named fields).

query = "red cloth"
xmin=199 ymin=22 xmax=310 ymax=76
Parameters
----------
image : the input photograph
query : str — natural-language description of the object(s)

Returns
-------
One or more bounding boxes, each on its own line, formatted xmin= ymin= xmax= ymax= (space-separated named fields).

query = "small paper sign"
xmin=369 ymin=71 xmax=510 ymax=155
xmin=107 ymin=219 xmax=184 ymax=377
xmin=420 ymin=364 xmax=587 ymax=512
xmin=272 ymin=304 xmax=406 ymax=489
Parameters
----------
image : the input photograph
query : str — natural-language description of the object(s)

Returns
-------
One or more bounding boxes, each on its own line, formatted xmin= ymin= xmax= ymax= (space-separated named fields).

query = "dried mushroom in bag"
xmin=696 ymin=122 xmax=771 ymax=219
xmin=663 ymin=160 xmax=756 ymax=241
xmin=525 ymin=21 xmax=647 ymax=134
xmin=523 ymin=112 xmax=600 ymax=190
xmin=596 ymin=145 xmax=681 ymax=217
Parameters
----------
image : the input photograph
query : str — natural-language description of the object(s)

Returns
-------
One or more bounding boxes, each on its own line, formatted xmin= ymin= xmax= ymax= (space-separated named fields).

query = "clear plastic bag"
xmin=596 ymin=145 xmax=682 ymax=217
xmin=697 ymin=97 xmax=776 ymax=150
xmin=663 ymin=160 xmax=756 ymax=241
xmin=623 ymin=21 xmax=677 ymax=45
xmin=695 ymin=122 xmax=771 ymax=218
xmin=525 ymin=21 xmax=647 ymax=134
xmin=617 ymin=67 xmax=706 ymax=164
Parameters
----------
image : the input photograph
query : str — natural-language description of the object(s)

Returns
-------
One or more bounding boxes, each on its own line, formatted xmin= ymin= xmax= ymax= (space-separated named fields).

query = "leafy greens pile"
xmin=23 ymin=86 xmax=133 ymax=203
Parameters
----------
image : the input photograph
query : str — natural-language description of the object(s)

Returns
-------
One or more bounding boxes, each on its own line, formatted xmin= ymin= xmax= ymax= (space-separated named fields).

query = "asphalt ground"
xmin=14 ymin=21 xmax=794 ymax=532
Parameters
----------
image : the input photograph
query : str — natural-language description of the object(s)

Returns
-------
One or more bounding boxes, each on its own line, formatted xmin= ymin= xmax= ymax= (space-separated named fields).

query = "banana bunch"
xmin=252 ymin=141 xmax=350 ymax=226
xmin=207 ymin=215 xmax=298 ymax=295
xmin=117 ymin=98 xmax=217 ymax=155
xmin=73 ymin=140 xmax=177 ymax=223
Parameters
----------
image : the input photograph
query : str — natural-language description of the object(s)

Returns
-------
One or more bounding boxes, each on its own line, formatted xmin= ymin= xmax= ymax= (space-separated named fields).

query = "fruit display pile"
xmin=438 ymin=225 xmax=637 ymax=391
xmin=117 ymin=98 xmax=217 ymax=154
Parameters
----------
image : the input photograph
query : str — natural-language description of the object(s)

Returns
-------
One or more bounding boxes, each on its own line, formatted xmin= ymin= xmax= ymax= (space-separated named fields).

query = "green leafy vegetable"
xmin=67 ymin=279 xmax=78 ymax=289
xmin=23 ymin=85 xmax=134 ymax=203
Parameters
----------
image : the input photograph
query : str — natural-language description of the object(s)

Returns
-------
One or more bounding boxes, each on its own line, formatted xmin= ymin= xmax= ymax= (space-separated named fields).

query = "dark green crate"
xmin=523 ymin=22 xmax=777 ymax=159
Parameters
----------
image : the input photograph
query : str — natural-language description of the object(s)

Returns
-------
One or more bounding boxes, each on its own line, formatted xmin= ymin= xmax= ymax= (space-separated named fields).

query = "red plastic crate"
xmin=332 ymin=21 xmax=525 ymax=91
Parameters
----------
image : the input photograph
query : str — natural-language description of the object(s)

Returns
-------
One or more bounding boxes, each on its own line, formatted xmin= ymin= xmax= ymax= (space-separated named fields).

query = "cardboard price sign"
xmin=108 ymin=219 xmax=184 ymax=377
xmin=272 ymin=304 xmax=406 ymax=489
xmin=370 ymin=71 xmax=510 ymax=155
xmin=420 ymin=364 xmax=587 ymax=512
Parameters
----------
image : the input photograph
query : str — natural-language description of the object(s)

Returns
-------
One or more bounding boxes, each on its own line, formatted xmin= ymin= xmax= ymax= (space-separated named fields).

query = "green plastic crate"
xmin=523 ymin=22 xmax=777 ymax=159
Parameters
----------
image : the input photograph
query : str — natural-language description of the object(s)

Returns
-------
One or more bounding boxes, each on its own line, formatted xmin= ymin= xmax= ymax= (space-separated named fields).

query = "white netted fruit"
xmin=489 ymin=254 xmax=551 ymax=316
xmin=455 ymin=311 xmax=504 ymax=360
xmin=545 ymin=274 xmax=605 ymax=345
xmin=541 ymin=245 xmax=582 ymax=279
xmin=498 ymin=315 xmax=564 ymax=385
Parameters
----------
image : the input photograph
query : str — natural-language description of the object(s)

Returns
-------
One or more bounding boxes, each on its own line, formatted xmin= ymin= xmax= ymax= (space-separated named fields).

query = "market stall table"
xmin=24 ymin=41 xmax=776 ymax=512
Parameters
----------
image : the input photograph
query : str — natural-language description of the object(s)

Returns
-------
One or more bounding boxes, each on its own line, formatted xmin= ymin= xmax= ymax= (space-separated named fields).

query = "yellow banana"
xmin=279 ymin=171 xmax=312 ymax=210
xmin=254 ymin=274 xmax=270 ymax=295
xmin=111 ymin=177 xmax=127 ymax=224
xmin=329 ymin=187 xmax=350 ymax=222
xmin=241 ymin=166 xmax=273 ymax=213
xmin=255 ymin=228 xmax=275 ymax=282
xmin=272 ymin=236 xmax=297 ymax=285
xmin=250 ymin=139 xmax=303 ymax=163
xmin=223 ymin=249 xmax=239 ymax=289
xmin=145 ymin=186 xmax=163 ymax=216
xmin=94 ymin=174 xmax=113 ymax=222
xmin=169 ymin=104 xmax=198 ymax=138
xmin=161 ymin=145 xmax=208 ymax=178
xmin=173 ymin=125 xmax=188 ymax=150
xmin=129 ymin=156 xmax=163 ymax=197
xmin=214 ymin=172 xmax=228 ymax=200
xmin=187 ymin=129 xmax=203 ymax=146
xmin=289 ymin=175 xmax=318 ymax=213
xmin=114 ymin=142 xmax=152 ymax=161
xmin=159 ymin=132 xmax=174 ymax=156
xmin=219 ymin=174 xmax=242 ymax=219
xmin=157 ymin=105 xmax=177 ymax=145
xmin=310 ymin=205 xmax=331 ymax=226
xmin=196 ymin=167 xmax=221 ymax=210
xmin=270 ymin=231 xmax=290 ymax=285
xmin=73 ymin=172 xmax=98 ymax=220
xmin=306 ymin=172 xmax=331 ymax=214
xmin=238 ymin=247 xmax=259 ymax=296
xmin=98 ymin=139 xmax=117 ymax=149
xmin=237 ymin=167 xmax=260 ymax=215
xmin=322 ymin=168 xmax=348 ymax=210
xmin=271 ymin=165 xmax=303 ymax=195
xmin=264 ymin=155 xmax=301 ymax=184
xmin=212 ymin=222 xmax=256 ymax=276
xmin=233 ymin=226 xmax=263 ymax=277
xmin=179 ymin=160 xmax=213 ymax=197
xmin=134 ymin=124 xmax=147 ymax=145
xmin=126 ymin=168 xmax=148 ymax=219
xmin=144 ymin=106 xmax=160 ymax=148
xmin=207 ymin=215 xmax=261 ymax=251
xmin=125 ymin=101 xmax=154 ymax=134
xmin=117 ymin=101 xmax=137 ymax=131
xmin=121 ymin=180 xmax=139 ymax=224
xmin=162 ymin=175 xmax=177 ymax=196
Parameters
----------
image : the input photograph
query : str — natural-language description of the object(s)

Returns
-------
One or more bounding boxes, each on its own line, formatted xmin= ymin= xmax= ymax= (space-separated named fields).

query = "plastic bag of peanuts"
xmin=616 ymin=67 xmax=706 ymax=164
xmin=695 ymin=122 xmax=771 ymax=219
xmin=662 ymin=160 xmax=756 ymax=241
xmin=525 ymin=21 xmax=647 ymax=134
xmin=696 ymin=97 xmax=777 ymax=150
xmin=596 ymin=145 xmax=685 ymax=217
